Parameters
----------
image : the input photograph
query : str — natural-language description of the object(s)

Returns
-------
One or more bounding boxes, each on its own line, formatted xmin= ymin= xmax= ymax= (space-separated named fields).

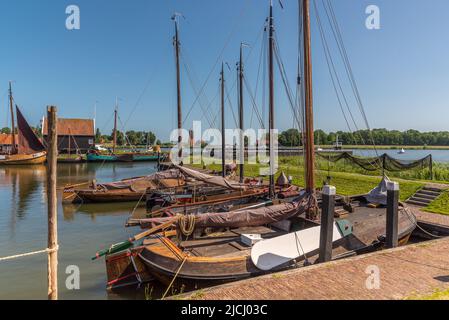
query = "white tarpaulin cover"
xmin=365 ymin=176 xmax=391 ymax=205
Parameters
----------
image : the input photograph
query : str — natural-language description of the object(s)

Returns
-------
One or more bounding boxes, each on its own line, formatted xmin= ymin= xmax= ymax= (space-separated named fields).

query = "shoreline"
xmin=318 ymin=145 xmax=449 ymax=150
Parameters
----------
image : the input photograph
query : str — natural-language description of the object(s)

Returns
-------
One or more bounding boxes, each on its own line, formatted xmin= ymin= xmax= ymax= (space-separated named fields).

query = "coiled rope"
xmin=178 ymin=215 xmax=196 ymax=237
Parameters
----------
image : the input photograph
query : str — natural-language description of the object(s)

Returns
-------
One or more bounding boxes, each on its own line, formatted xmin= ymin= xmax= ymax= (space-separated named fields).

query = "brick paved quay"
xmin=180 ymin=237 xmax=449 ymax=300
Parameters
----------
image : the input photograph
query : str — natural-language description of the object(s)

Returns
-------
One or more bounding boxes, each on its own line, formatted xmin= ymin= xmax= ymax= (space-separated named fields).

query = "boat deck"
xmin=177 ymin=236 xmax=449 ymax=300
xmin=180 ymin=226 xmax=286 ymax=258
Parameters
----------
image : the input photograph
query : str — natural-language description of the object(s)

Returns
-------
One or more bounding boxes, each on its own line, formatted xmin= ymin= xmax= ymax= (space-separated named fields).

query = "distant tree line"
xmin=1 ymin=126 xmax=42 ymax=138
xmin=279 ymin=128 xmax=449 ymax=147
xmin=95 ymin=128 xmax=160 ymax=146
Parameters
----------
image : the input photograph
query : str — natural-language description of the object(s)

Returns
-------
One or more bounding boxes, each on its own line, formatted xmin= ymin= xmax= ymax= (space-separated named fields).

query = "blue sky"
xmin=0 ymin=0 xmax=448 ymax=142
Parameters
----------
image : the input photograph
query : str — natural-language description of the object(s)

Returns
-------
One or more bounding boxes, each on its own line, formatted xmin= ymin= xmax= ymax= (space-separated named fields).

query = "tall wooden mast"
xmin=303 ymin=0 xmax=316 ymax=196
xmin=9 ymin=81 xmax=16 ymax=154
xmin=221 ymin=63 xmax=226 ymax=177
xmin=174 ymin=16 xmax=183 ymax=158
xmin=113 ymin=97 xmax=118 ymax=154
xmin=268 ymin=1 xmax=275 ymax=198
xmin=238 ymin=44 xmax=245 ymax=183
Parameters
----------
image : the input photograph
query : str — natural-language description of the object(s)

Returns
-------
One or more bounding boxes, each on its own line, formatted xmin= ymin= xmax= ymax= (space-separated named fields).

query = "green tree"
xmin=95 ymin=128 xmax=101 ymax=143
xmin=279 ymin=129 xmax=301 ymax=147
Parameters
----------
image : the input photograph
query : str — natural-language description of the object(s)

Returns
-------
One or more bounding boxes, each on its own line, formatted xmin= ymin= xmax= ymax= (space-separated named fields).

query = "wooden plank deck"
xmin=178 ymin=237 xmax=449 ymax=300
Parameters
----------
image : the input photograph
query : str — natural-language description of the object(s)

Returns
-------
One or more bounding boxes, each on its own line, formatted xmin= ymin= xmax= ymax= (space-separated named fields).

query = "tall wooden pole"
xmin=68 ymin=130 xmax=71 ymax=157
xmin=268 ymin=2 xmax=275 ymax=198
xmin=47 ymin=106 xmax=58 ymax=300
xmin=113 ymin=98 xmax=118 ymax=154
xmin=9 ymin=81 xmax=16 ymax=154
xmin=174 ymin=18 xmax=183 ymax=159
xmin=239 ymin=44 xmax=244 ymax=183
xmin=221 ymin=63 xmax=226 ymax=177
xmin=303 ymin=0 xmax=316 ymax=197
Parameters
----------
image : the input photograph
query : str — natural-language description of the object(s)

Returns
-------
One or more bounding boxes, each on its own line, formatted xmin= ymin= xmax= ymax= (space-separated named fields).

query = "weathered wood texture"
xmin=47 ymin=106 xmax=58 ymax=300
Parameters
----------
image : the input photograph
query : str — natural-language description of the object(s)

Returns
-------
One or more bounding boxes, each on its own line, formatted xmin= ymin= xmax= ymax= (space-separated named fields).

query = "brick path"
xmin=410 ymin=205 xmax=449 ymax=226
xmin=180 ymin=238 xmax=449 ymax=300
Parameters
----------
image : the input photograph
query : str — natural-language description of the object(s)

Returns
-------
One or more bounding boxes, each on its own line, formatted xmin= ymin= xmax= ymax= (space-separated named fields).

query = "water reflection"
xmin=62 ymin=202 xmax=147 ymax=222
xmin=0 ymin=161 xmax=157 ymax=299
xmin=0 ymin=165 xmax=46 ymax=220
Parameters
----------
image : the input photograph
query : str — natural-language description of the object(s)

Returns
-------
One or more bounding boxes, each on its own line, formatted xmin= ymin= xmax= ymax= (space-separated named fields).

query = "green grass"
xmin=194 ymin=157 xmax=424 ymax=202
xmin=406 ymin=288 xmax=449 ymax=300
xmin=424 ymin=191 xmax=449 ymax=216
xmin=320 ymin=145 xmax=449 ymax=150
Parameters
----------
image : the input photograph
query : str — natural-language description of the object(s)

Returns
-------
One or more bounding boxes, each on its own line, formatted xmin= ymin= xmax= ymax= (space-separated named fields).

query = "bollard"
xmin=319 ymin=185 xmax=336 ymax=263
xmin=386 ymin=181 xmax=399 ymax=249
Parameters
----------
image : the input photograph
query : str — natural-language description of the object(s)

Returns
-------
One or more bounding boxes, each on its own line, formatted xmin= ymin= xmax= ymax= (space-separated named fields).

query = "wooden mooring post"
xmin=386 ymin=181 xmax=399 ymax=249
xmin=319 ymin=185 xmax=336 ymax=263
xmin=47 ymin=106 xmax=58 ymax=300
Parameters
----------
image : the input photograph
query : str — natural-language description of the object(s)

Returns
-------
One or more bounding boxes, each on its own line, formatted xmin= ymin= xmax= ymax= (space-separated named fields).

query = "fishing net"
xmin=316 ymin=152 xmax=432 ymax=172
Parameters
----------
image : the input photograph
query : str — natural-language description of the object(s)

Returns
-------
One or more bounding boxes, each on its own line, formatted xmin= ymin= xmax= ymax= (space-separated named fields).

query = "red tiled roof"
xmin=0 ymin=133 xmax=18 ymax=145
xmin=42 ymin=118 xmax=94 ymax=136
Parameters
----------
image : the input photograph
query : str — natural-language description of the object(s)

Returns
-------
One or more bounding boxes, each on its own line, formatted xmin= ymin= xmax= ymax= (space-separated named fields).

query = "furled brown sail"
xmin=16 ymin=106 xmax=45 ymax=155
xmin=175 ymin=165 xmax=247 ymax=191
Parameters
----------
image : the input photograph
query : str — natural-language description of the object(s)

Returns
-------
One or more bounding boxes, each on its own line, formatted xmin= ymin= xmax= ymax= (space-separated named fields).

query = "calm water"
xmin=0 ymin=162 xmax=156 ymax=300
xmin=0 ymin=148 xmax=447 ymax=300
xmin=353 ymin=149 xmax=449 ymax=163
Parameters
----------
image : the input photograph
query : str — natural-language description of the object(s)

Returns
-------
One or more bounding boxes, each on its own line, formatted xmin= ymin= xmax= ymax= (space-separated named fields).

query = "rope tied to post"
xmin=0 ymin=245 xmax=59 ymax=262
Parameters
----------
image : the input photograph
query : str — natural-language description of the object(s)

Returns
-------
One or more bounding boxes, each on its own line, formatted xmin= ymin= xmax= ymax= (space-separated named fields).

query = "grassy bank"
xmin=407 ymin=288 xmax=449 ymax=300
xmin=298 ymin=156 xmax=449 ymax=183
xmin=424 ymin=191 xmax=449 ymax=215
xmin=319 ymin=145 xmax=449 ymax=150
xmin=195 ymin=159 xmax=424 ymax=202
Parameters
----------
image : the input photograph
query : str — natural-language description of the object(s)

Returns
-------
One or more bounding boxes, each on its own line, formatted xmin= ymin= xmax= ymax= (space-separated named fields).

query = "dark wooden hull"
xmin=139 ymin=236 xmax=258 ymax=291
xmin=63 ymin=177 xmax=186 ymax=204
xmin=105 ymin=247 xmax=154 ymax=291
xmin=76 ymin=190 xmax=146 ymax=203
xmin=138 ymin=201 xmax=417 ymax=292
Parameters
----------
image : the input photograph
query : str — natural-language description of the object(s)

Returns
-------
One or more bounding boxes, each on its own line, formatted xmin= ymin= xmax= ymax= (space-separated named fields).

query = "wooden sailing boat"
xmin=128 ymin=1 xmax=416 ymax=292
xmin=62 ymin=168 xmax=185 ymax=204
xmin=87 ymin=98 xmax=161 ymax=163
xmin=0 ymin=83 xmax=46 ymax=165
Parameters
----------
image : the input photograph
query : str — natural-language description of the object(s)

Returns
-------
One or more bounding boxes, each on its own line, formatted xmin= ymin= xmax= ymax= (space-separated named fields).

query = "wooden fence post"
xmin=47 ymin=106 xmax=58 ymax=300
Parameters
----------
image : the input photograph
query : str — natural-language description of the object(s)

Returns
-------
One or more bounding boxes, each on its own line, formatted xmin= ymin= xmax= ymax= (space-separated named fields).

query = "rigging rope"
xmin=273 ymin=36 xmax=303 ymax=132
xmin=243 ymin=76 xmax=265 ymax=129
xmin=313 ymin=0 xmax=362 ymax=146
xmin=181 ymin=52 xmax=214 ymax=127
xmin=182 ymin=0 xmax=252 ymax=125
xmin=322 ymin=0 xmax=381 ymax=156
xmin=225 ymin=82 xmax=239 ymax=128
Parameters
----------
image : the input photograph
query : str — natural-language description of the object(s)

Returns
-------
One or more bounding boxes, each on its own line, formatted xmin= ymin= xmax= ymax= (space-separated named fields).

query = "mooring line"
xmin=161 ymin=254 xmax=189 ymax=300
xmin=0 ymin=245 xmax=59 ymax=262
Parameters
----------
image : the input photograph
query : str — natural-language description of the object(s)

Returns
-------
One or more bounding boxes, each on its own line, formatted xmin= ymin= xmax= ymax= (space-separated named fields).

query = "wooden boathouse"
xmin=0 ymin=133 xmax=18 ymax=154
xmin=42 ymin=118 xmax=95 ymax=153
